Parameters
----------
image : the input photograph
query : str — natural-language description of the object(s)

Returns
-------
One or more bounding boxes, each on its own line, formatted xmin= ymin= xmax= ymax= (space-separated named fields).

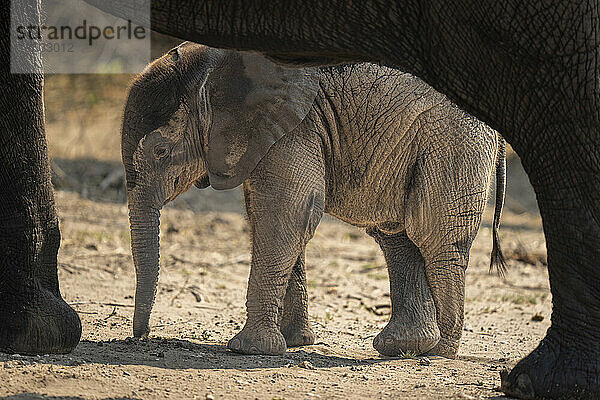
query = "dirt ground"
xmin=0 ymin=62 xmax=550 ymax=400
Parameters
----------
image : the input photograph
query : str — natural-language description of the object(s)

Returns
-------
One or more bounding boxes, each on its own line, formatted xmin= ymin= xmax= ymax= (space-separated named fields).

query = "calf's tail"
xmin=490 ymin=134 xmax=507 ymax=276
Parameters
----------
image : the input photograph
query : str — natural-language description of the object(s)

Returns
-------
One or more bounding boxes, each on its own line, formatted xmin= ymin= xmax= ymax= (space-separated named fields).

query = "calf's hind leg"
xmin=368 ymin=228 xmax=441 ymax=356
xmin=406 ymin=188 xmax=487 ymax=358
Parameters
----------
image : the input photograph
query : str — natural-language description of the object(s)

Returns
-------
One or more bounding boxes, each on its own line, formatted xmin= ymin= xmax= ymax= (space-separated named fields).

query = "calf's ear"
xmin=203 ymin=51 xmax=319 ymax=189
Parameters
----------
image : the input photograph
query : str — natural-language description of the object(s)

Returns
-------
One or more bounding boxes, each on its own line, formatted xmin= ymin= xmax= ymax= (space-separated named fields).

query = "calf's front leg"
xmin=280 ymin=252 xmax=316 ymax=347
xmin=227 ymin=135 xmax=325 ymax=355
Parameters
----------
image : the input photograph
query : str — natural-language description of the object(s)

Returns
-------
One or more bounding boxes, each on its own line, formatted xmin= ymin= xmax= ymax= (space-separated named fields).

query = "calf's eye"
xmin=153 ymin=145 xmax=169 ymax=160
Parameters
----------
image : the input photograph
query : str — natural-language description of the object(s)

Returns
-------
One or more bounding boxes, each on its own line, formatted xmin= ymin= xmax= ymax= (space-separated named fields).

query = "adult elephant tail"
xmin=490 ymin=134 xmax=507 ymax=276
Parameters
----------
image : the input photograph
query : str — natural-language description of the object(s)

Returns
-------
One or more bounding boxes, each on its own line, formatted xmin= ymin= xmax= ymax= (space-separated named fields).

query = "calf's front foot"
xmin=427 ymin=337 xmax=460 ymax=358
xmin=280 ymin=253 xmax=315 ymax=348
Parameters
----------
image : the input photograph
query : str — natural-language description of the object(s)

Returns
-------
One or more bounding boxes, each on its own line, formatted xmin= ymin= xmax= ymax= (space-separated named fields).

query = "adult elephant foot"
xmin=0 ymin=219 xmax=82 ymax=355
xmin=373 ymin=317 xmax=440 ymax=357
xmin=501 ymin=327 xmax=600 ymax=399
xmin=0 ymin=284 xmax=81 ymax=355
xmin=227 ymin=323 xmax=287 ymax=355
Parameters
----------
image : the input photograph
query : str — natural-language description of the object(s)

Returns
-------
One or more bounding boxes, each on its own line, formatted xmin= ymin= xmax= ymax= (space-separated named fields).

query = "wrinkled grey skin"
xmin=122 ymin=43 xmax=506 ymax=360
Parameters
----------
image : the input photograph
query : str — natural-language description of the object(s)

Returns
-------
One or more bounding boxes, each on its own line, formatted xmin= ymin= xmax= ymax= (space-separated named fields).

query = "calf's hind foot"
xmin=368 ymin=228 xmax=441 ymax=357
xmin=374 ymin=315 xmax=440 ymax=356
xmin=280 ymin=324 xmax=315 ymax=347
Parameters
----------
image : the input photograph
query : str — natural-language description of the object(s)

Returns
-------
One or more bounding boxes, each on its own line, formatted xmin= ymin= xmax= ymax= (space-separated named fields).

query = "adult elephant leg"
xmin=367 ymin=229 xmax=440 ymax=356
xmin=279 ymin=252 xmax=316 ymax=347
xmin=501 ymin=126 xmax=600 ymax=399
xmin=0 ymin=2 xmax=81 ymax=354
xmin=229 ymin=133 xmax=325 ymax=355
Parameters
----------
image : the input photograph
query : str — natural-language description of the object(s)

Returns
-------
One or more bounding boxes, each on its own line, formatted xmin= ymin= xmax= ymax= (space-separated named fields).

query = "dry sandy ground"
xmin=0 ymin=185 xmax=549 ymax=400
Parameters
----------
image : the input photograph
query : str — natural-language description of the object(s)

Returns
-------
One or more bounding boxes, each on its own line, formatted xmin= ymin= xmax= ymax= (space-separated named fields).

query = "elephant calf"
xmin=122 ymin=42 xmax=506 ymax=358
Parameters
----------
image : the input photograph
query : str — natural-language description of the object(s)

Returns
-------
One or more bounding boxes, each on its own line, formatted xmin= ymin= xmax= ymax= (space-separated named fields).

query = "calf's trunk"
xmin=128 ymin=202 xmax=161 ymax=339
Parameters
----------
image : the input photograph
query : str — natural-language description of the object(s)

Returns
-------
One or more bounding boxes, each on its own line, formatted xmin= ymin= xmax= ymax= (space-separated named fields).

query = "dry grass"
xmin=45 ymin=32 xmax=182 ymax=163
xmin=45 ymin=73 xmax=130 ymax=162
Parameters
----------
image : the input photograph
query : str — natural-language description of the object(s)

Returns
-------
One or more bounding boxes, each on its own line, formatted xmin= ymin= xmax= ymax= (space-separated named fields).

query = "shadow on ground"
xmin=0 ymin=338 xmax=391 ymax=372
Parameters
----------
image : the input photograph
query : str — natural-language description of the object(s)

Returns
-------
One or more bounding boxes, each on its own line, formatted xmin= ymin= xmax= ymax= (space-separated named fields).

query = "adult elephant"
xmin=0 ymin=2 xmax=81 ymax=354
xmin=0 ymin=0 xmax=597 ymax=399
